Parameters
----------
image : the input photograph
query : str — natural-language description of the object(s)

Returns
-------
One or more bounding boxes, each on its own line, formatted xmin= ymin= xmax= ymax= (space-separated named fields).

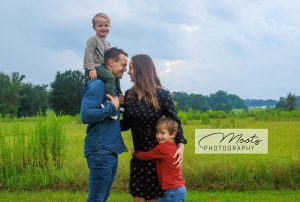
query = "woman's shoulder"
xmin=124 ymin=88 xmax=135 ymax=98
xmin=124 ymin=88 xmax=133 ymax=95
xmin=156 ymin=87 xmax=171 ymax=97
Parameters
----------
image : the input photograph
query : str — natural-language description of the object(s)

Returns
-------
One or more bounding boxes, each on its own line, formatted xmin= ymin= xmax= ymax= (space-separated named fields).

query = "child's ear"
xmin=171 ymin=132 xmax=176 ymax=139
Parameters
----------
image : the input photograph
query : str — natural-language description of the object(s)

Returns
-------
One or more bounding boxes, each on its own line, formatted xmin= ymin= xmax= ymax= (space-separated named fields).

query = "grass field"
xmin=1 ymin=190 xmax=300 ymax=202
xmin=0 ymin=117 xmax=299 ymax=193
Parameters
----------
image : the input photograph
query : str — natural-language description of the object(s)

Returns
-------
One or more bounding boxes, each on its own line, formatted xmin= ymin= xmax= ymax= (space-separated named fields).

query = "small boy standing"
xmin=134 ymin=117 xmax=187 ymax=202
xmin=83 ymin=12 xmax=122 ymax=96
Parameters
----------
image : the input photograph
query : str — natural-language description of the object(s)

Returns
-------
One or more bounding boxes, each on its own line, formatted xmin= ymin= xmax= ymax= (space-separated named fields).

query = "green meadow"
xmin=0 ymin=111 xmax=299 ymax=201
xmin=1 ymin=190 xmax=300 ymax=202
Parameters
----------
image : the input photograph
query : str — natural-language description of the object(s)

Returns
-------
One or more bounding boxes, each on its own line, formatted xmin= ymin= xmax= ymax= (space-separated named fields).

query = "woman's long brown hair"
xmin=127 ymin=54 xmax=162 ymax=111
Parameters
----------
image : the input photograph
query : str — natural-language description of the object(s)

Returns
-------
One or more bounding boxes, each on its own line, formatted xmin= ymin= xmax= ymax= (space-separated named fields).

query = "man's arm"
xmin=80 ymin=80 xmax=117 ymax=124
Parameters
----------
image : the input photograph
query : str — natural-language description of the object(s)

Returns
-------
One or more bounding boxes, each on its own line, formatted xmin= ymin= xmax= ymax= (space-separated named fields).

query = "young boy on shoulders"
xmin=83 ymin=12 xmax=122 ymax=98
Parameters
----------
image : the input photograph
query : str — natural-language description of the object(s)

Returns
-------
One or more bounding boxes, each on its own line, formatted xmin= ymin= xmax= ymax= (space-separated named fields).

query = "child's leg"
xmin=115 ymin=79 xmax=122 ymax=95
xmin=115 ymin=79 xmax=125 ymax=112
xmin=96 ymin=64 xmax=118 ymax=120
xmin=96 ymin=64 xmax=115 ymax=96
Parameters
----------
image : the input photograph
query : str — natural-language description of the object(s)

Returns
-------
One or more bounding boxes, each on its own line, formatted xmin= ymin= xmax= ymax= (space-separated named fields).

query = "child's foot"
xmin=110 ymin=115 xmax=118 ymax=120
xmin=101 ymin=103 xmax=118 ymax=119
xmin=119 ymin=103 xmax=125 ymax=112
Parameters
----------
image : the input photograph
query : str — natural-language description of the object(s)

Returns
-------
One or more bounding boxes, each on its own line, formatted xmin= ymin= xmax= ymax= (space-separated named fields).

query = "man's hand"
xmin=89 ymin=69 xmax=97 ymax=80
xmin=119 ymin=94 xmax=124 ymax=105
xmin=173 ymin=143 xmax=184 ymax=169
xmin=107 ymin=94 xmax=120 ymax=110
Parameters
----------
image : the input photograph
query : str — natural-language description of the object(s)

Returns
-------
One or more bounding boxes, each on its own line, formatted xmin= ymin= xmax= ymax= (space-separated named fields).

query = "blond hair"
xmin=92 ymin=13 xmax=110 ymax=27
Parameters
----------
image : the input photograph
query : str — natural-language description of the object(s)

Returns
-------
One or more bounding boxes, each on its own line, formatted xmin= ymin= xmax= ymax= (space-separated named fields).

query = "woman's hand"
xmin=119 ymin=94 xmax=124 ymax=105
xmin=173 ymin=143 xmax=184 ymax=169
xmin=131 ymin=148 xmax=134 ymax=156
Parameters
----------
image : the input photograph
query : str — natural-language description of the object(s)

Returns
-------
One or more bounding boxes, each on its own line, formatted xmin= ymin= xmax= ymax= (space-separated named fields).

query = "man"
xmin=80 ymin=47 xmax=128 ymax=202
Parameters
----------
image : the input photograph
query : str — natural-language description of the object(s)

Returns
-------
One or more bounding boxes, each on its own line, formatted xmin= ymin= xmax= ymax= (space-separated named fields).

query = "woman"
xmin=121 ymin=54 xmax=187 ymax=202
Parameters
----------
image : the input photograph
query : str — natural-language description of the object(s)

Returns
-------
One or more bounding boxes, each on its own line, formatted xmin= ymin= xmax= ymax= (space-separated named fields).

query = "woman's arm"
xmin=120 ymin=90 xmax=131 ymax=131
xmin=160 ymin=89 xmax=187 ymax=144
xmin=159 ymin=89 xmax=186 ymax=169
xmin=173 ymin=143 xmax=184 ymax=169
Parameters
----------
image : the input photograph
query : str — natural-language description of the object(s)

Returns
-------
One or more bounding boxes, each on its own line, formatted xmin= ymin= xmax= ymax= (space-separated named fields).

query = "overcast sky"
xmin=0 ymin=0 xmax=299 ymax=99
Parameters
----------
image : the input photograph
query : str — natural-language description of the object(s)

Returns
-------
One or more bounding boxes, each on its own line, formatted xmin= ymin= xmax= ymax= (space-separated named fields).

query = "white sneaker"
xmin=110 ymin=115 xmax=118 ymax=120
xmin=101 ymin=104 xmax=117 ymax=119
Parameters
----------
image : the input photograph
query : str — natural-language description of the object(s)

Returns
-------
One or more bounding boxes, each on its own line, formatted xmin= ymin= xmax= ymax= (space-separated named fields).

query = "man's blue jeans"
xmin=157 ymin=186 xmax=187 ymax=202
xmin=86 ymin=149 xmax=118 ymax=202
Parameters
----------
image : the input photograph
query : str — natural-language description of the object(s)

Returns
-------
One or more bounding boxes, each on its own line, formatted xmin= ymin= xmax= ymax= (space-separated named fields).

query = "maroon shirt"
xmin=135 ymin=142 xmax=185 ymax=190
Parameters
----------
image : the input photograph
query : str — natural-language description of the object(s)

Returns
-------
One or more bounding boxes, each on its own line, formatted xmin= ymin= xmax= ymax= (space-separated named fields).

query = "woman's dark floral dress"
xmin=121 ymin=88 xmax=186 ymax=200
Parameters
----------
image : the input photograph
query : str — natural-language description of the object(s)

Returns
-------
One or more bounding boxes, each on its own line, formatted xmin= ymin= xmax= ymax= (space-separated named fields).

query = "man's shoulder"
xmin=86 ymin=79 xmax=105 ymax=89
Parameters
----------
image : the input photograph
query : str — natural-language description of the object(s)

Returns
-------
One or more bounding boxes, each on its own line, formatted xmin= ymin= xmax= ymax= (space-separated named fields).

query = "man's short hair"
xmin=104 ymin=47 xmax=128 ymax=65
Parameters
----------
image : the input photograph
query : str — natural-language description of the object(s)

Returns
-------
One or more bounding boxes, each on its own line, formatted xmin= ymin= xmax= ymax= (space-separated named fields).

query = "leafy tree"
xmin=276 ymin=93 xmax=297 ymax=111
xmin=208 ymin=91 xmax=232 ymax=112
xmin=227 ymin=94 xmax=246 ymax=109
xmin=18 ymin=83 xmax=49 ymax=116
xmin=172 ymin=92 xmax=190 ymax=111
xmin=0 ymin=72 xmax=25 ymax=116
xmin=189 ymin=93 xmax=209 ymax=112
xmin=49 ymin=70 xmax=85 ymax=115
xmin=275 ymin=97 xmax=285 ymax=109
xmin=208 ymin=90 xmax=245 ymax=112
xmin=172 ymin=92 xmax=209 ymax=112
xmin=284 ymin=93 xmax=297 ymax=111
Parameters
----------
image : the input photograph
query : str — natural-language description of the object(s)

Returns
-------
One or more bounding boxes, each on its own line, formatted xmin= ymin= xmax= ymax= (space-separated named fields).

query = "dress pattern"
xmin=121 ymin=88 xmax=186 ymax=200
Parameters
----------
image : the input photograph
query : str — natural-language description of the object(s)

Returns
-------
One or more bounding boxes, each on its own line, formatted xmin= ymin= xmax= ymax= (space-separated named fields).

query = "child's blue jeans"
xmin=157 ymin=186 xmax=187 ymax=202
xmin=86 ymin=149 xmax=118 ymax=202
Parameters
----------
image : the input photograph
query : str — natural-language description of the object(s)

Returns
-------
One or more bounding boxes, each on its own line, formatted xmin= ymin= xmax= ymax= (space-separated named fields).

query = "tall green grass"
xmin=0 ymin=114 xmax=65 ymax=189
xmin=0 ymin=111 xmax=299 ymax=191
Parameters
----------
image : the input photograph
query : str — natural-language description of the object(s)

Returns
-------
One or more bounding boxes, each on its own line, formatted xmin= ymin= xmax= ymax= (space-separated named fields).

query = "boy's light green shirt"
xmin=83 ymin=35 xmax=111 ymax=71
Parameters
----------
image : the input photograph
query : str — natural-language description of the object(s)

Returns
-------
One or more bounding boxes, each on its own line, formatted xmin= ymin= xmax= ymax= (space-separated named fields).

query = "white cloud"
xmin=159 ymin=60 xmax=182 ymax=76
xmin=179 ymin=24 xmax=200 ymax=32
xmin=0 ymin=0 xmax=299 ymax=99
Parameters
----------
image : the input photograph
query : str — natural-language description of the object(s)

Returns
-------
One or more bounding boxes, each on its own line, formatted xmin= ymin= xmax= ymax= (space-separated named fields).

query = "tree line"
xmin=0 ymin=71 xmax=85 ymax=117
xmin=172 ymin=91 xmax=246 ymax=112
xmin=172 ymin=92 xmax=299 ymax=112
xmin=0 ymin=70 xmax=298 ymax=117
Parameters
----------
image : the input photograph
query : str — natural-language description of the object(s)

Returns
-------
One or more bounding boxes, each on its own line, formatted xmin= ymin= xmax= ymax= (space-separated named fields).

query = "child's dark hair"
xmin=155 ymin=117 xmax=178 ymax=136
